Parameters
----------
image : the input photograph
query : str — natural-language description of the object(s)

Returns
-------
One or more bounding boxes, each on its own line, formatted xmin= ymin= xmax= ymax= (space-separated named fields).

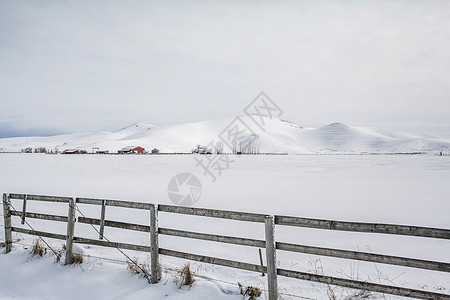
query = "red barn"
xmin=132 ymin=146 xmax=145 ymax=154
xmin=119 ymin=146 xmax=145 ymax=154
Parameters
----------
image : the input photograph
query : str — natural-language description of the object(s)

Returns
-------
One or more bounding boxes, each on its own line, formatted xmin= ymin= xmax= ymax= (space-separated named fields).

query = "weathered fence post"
xmin=21 ymin=195 xmax=27 ymax=225
xmin=150 ymin=204 xmax=160 ymax=283
xmin=259 ymin=248 xmax=265 ymax=276
xmin=99 ymin=200 xmax=106 ymax=240
xmin=3 ymin=193 xmax=12 ymax=253
xmin=265 ymin=215 xmax=278 ymax=300
xmin=65 ymin=198 xmax=76 ymax=265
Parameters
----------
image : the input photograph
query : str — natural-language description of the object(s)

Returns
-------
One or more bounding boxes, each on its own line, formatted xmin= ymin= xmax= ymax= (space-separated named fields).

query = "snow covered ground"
xmin=1 ymin=116 xmax=449 ymax=154
xmin=0 ymin=154 xmax=449 ymax=299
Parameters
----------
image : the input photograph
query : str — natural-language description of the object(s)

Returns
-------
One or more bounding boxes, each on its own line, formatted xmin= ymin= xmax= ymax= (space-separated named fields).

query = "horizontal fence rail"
xmin=9 ymin=193 xmax=72 ymax=203
xmin=3 ymin=193 xmax=450 ymax=300
xmin=159 ymin=227 xmax=266 ymax=248
xmin=78 ymin=217 xmax=151 ymax=233
xmin=159 ymin=248 xmax=266 ymax=274
xmin=77 ymin=197 xmax=152 ymax=210
xmin=73 ymin=237 xmax=151 ymax=252
xmin=11 ymin=227 xmax=66 ymax=241
xmin=276 ymin=242 xmax=450 ymax=273
xmin=10 ymin=211 xmax=68 ymax=223
xmin=277 ymin=268 xmax=449 ymax=300
xmin=158 ymin=204 xmax=266 ymax=223
xmin=276 ymin=215 xmax=450 ymax=239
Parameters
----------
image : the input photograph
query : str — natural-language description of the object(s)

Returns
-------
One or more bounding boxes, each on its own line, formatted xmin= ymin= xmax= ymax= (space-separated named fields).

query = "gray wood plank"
xmin=99 ymin=200 xmax=106 ymax=240
xmin=65 ymin=198 xmax=76 ymax=265
xmin=159 ymin=248 xmax=266 ymax=274
xmin=277 ymin=242 xmax=450 ymax=273
xmin=275 ymin=216 xmax=450 ymax=239
xmin=78 ymin=217 xmax=150 ymax=232
xmin=76 ymin=198 xmax=103 ymax=205
xmin=3 ymin=194 xmax=12 ymax=252
xmin=11 ymin=227 xmax=66 ymax=240
xmin=74 ymin=237 xmax=150 ymax=252
xmin=9 ymin=194 xmax=71 ymax=203
xmin=159 ymin=227 xmax=265 ymax=248
xmin=76 ymin=198 xmax=151 ymax=210
xmin=277 ymin=268 xmax=450 ymax=300
xmin=106 ymin=200 xmax=151 ymax=210
xmin=150 ymin=204 xmax=159 ymax=283
xmin=10 ymin=211 xmax=68 ymax=223
xmin=265 ymin=216 xmax=278 ymax=300
xmin=158 ymin=204 xmax=266 ymax=223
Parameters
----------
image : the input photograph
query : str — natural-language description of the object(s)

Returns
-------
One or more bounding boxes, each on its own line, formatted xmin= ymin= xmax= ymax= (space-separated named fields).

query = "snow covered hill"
xmin=0 ymin=116 xmax=449 ymax=154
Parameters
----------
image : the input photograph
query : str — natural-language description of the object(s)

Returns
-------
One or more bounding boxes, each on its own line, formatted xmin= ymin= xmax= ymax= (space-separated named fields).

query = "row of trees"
xmin=21 ymin=147 xmax=58 ymax=154
xmin=192 ymin=141 xmax=225 ymax=154
xmin=232 ymin=134 xmax=260 ymax=155
xmin=193 ymin=135 xmax=261 ymax=155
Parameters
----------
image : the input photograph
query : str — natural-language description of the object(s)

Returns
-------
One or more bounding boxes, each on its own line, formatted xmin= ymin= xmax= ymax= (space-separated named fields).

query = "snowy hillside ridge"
xmin=0 ymin=116 xmax=449 ymax=154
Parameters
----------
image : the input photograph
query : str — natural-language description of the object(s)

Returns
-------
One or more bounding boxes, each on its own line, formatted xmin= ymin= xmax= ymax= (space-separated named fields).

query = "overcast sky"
xmin=1 ymin=0 xmax=449 ymax=138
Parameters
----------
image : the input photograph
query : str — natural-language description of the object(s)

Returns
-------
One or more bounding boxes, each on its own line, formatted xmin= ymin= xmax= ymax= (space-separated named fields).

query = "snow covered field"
xmin=1 ymin=116 xmax=449 ymax=155
xmin=0 ymin=154 xmax=449 ymax=299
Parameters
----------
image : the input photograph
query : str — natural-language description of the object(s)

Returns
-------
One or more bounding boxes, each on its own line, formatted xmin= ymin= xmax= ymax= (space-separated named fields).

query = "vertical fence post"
xmin=99 ymin=200 xmax=106 ymax=240
xmin=21 ymin=195 xmax=27 ymax=225
xmin=265 ymin=215 xmax=278 ymax=300
xmin=259 ymin=248 xmax=265 ymax=276
xmin=150 ymin=204 xmax=160 ymax=283
xmin=3 ymin=194 xmax=12 ymax=253
xmin=65 ymin=198 xmax=76 ymax=265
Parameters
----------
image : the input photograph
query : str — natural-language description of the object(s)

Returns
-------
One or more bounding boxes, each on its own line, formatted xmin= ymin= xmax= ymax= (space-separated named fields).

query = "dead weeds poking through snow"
xmin=127 ymin=258 xmax=151 ymax=279
xmin=31 ymin=239 xmax=47 ymax=257
xmin=175 ymin=263 xmax=195 ymax=288
xmin=309 ymin=258 xmax=374 ymax=300
xmin=71 ymin=253 xmax=83 ymax=264
xmin=238 ymin=282 xmax=262 ymax=299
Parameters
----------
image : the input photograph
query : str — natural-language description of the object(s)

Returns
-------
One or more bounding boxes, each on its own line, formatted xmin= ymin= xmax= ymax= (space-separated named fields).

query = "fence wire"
xmin=8 ymin=202 xmax=62 ymax=260
xmin=3 ymin=201 xmax=152 ymax=281
xmin=2 ymin=206 xmax=317 ymax=300
xmin=74 ymin=205 xmax=152 ymax=281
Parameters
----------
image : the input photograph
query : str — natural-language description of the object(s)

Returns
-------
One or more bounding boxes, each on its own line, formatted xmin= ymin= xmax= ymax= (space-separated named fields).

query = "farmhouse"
xmin=62 ymin=149 xmax=80 ymax=154
xmin=151 ymin=148 xmax=159 ymax=154
xmin=192 ymin=145 xmax=212 ymax=154
xmin=118 ymin=146 xmax=145 ymax=154
xmin=62 ymin=149 xmax=88 ymax=154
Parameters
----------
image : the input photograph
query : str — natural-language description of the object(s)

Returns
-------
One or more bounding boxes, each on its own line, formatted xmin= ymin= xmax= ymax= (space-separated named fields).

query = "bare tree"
xmin=233 ymin=134 xmax=260 ymax=154
xmin=215 ymin=141 xmax=224 ymax=154
xmin=34 ymin=147 xmax=47 ymax=153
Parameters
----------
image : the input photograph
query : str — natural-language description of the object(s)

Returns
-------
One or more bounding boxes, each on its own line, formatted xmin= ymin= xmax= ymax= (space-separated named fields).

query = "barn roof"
xmin=121 ymin=146 xmax=136 ymax=151
xmin=63 ymin=149 xmax=79 ymax=153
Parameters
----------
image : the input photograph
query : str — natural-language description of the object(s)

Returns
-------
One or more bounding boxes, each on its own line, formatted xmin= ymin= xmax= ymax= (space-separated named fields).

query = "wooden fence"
xmin=2 ymin=193 xmax=450 ymax=300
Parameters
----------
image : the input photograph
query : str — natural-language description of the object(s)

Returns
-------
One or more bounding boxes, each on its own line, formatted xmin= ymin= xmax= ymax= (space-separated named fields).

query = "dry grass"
xmin=175 ymin=263 xmax=195 ymax=288
xmin=54 ymin=245 xmax=66 ymax=263
xmin=31 ymin=239 xmax=46 ymax=257
xmin=126 ymin=258 xmax=162 ymax=282
xmin=343 ymin=290 xmax=372 ymax=299
xmin=309 ymin=258 xmax=374 ymax=300
xmin=64 ymin=252 xmax=84 ymax=265
xmin=238 ymin=282 xmax=262 ymax=299
xmin=127 ymin=258 xmax=151 ymax=279
xmin=72 ymin=253 xmax=83 ymax=264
